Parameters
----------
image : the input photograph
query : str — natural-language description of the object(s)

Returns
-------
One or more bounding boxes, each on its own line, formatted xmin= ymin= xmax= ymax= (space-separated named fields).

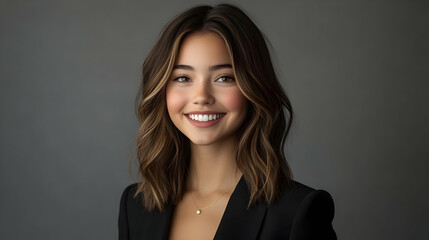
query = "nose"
xmin=192 ymin=80 xmax=215 ymax=105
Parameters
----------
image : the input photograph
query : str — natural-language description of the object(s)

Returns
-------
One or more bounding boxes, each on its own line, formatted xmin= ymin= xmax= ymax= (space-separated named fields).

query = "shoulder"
xmin=261 ymin=180 xmax=336 ymax=239
xmin=120 ymin=183 xmax=139 ymax=202
xmin=119 ymin=183 xmax=149 ymax=228
xmin=285 ymin=181 xmax=335 ymax=226
xmin=288 ymin=181 xmax=336 ymax=238
xmin=118 ymin=183 xmax=175 ymax=240
xmin=119 ymin=183 xmax=138 ymax=240
xmin=275 ymin=180 xmax=334 ymax=209
xmin=120 ymin=183 xmax=138 ymax=207
xmin=120 ymin=183 xmax=145 ymax=212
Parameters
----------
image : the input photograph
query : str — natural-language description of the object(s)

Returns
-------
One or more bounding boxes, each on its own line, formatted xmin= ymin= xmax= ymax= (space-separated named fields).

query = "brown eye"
xmin=216 ymin=76 xmax=235 ymax=83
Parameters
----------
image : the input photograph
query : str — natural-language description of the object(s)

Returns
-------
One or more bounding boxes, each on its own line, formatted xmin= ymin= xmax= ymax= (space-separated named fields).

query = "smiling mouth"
xmin=186 ymin=113 xmax=226 ymax=122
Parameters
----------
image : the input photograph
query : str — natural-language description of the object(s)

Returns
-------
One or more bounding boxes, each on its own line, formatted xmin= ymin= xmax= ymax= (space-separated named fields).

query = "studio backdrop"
xmin=1 ymin=0 xmax=428 ymax=239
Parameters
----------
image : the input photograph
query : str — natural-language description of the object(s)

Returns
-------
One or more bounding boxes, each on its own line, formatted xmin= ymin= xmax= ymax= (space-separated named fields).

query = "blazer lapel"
xmin=140 ymin=176 xmax=267 ymax=240
xmin=137 ymin=202 xmax=174 ymax=240
xmin=214 ymin=176 xmax=268 ymax=240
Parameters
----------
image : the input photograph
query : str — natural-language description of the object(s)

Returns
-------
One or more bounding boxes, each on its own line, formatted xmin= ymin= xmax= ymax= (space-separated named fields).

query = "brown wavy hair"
xmin=134 ymin=3 xmax=294 ymax=211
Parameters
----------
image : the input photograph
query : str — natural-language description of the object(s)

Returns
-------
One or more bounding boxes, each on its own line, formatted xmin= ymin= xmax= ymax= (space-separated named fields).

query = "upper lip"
xmin=185 ymin=111 xmax=226 ymax=115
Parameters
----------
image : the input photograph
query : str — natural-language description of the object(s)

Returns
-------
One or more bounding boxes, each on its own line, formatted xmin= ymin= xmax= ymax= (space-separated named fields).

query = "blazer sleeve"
xmin=118 ymin=185 xmax=132 ymax=240
xmin=289 ymin=190 xmax=337 ymax=240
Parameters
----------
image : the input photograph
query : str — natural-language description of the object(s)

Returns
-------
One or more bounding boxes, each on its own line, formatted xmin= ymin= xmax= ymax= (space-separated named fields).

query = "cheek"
xmin=166 ymin=88 xmax=187 ymax=115
xmin=220 ymin=89 xmax=248 ymax=113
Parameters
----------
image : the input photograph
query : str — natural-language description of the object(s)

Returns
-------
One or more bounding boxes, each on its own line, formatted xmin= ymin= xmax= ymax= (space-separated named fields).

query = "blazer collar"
xmin=213 ymin=176 xmax=268 ymax=240
xmin=144 ymin=176 xmax=268 ymax=240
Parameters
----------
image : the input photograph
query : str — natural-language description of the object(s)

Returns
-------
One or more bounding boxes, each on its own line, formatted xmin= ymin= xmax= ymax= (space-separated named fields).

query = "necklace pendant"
xmin=196 ymin=210 xmax=201 ymax=215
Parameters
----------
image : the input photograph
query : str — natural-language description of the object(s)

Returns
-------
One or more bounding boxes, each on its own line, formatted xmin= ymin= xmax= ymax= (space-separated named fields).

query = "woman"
xmin=119 ymin=4 xmax=336 ymax=240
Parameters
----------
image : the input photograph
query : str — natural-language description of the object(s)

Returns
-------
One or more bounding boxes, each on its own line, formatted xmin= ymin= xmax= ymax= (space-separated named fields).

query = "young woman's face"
xmin=166 ymin=32 xmax=248 ymax=146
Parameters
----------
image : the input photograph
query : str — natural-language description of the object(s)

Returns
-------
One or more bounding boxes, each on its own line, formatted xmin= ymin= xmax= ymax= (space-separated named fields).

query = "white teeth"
xmin=188 ymin=114 xmax=225 ymax=122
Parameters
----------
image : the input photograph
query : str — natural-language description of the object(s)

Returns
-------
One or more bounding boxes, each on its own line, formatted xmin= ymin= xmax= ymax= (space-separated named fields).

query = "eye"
xmin=216 ymin=76 xmax=235 ymax=83
xmin=173 ymin=76 xmax=190 ymax=83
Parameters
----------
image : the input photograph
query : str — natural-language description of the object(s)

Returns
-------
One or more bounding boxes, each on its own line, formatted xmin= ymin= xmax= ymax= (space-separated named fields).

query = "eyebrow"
xmin=172 ymin=64 xmax=232 ymax=71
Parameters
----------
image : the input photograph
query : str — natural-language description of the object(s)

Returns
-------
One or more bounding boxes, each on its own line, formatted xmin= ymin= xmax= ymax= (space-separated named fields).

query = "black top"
xmin=118 ymin=176 xmax=337 ymax=240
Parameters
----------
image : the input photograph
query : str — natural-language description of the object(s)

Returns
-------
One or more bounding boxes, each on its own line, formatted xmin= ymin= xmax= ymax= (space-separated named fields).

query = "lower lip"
xmin=185 ymin=114 xmax=226 ymax=128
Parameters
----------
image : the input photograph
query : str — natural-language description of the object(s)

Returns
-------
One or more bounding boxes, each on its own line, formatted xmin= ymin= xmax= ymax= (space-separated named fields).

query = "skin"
xmin=166 ymin=32 xmax=247 ymax=240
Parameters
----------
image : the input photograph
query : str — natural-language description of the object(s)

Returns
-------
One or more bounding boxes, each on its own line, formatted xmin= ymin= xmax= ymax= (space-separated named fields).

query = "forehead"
xmin=175 ymin=32 xmax=232 ymax=66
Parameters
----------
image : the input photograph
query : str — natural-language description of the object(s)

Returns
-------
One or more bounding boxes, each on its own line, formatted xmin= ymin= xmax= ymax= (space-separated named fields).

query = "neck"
xmin=187 ymin=136 xmax=242 ymax=196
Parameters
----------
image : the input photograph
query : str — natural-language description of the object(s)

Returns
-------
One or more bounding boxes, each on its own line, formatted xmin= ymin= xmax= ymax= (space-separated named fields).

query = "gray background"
xmin=1 ymin=0 xmax=428 ymax=239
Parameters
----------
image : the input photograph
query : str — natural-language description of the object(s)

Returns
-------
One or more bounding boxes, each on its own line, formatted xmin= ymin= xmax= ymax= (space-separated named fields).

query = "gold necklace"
xmin=190 ymin=190 xmax=230 ymax=215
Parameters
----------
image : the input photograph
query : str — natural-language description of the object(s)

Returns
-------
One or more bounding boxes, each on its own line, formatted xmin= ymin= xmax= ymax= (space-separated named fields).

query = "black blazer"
xmin=118 ymin=176 xmax=336 ymax=240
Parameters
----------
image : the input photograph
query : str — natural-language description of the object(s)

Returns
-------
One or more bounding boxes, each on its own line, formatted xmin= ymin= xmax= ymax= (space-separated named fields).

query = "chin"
xmin=188 ymin=135 xmax=219 ymax=146
xmin=189 ymin=139 xmax=216 ymax=146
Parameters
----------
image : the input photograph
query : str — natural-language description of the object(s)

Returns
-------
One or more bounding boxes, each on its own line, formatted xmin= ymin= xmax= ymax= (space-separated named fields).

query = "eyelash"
xmin=172 ymin=75 xmax=235 ymax=83
xmin=216 ymin=76 xmax=235 ymax=83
